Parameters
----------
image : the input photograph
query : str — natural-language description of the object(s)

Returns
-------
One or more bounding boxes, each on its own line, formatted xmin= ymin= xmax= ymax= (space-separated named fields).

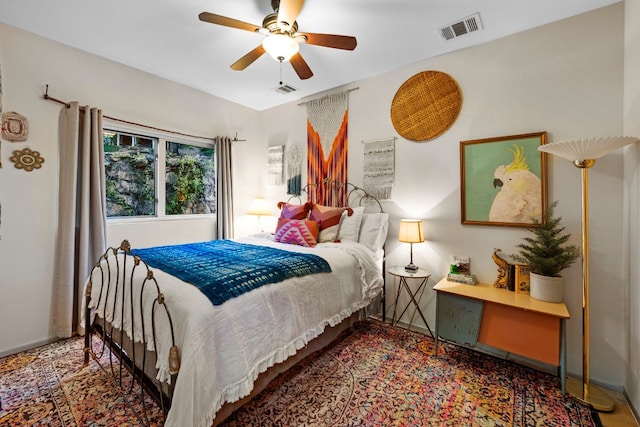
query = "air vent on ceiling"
xmin=273 ymin=84 xmax=298 ymax=94
xmin=439 ymin=13 xmax=483 ymax=41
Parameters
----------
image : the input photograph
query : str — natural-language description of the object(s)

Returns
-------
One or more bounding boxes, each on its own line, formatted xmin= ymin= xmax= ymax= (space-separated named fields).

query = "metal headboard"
xmin=287 ymin=179 xmax=384 ymax=212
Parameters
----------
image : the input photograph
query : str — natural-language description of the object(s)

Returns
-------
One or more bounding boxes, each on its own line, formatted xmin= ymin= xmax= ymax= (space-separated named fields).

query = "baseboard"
xmin=564 ymin=372 xmax=624 ymax=394
xmin=0 ymin=337 xmax=62 ymax=358
xmin=623 ymin=389 xmax=640 ymax=425
xmin=387 ymin=318 xmax=432 ymax=336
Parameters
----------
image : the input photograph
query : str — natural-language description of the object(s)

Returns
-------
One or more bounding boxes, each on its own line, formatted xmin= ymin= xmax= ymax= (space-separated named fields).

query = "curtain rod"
xmin=297 ymin=87 xmax=359 ymax=106
xmin=42 ymin=85 xmax=245 ymax=142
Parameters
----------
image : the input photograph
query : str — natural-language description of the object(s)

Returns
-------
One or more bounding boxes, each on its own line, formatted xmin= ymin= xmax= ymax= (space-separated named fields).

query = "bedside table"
xmin=388 ymin=266 xmax=433 ymax=337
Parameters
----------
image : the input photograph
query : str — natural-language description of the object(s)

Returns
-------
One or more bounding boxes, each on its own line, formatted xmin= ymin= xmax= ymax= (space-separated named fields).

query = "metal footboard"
xmin=83 ymin=240 xmax=180 ymax=425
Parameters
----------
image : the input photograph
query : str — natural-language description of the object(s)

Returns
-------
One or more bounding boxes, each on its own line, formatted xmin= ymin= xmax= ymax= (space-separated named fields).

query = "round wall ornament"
xmin=10 ymin=147 xmax=44 ymax=172
xmin=1 ymin=111 xmax=29 ymax=142
xmin=390 ymin=71 xmax=462 ymax=142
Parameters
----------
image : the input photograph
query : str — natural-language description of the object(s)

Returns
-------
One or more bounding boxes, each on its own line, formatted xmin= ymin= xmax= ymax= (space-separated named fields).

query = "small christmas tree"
xmin=511 ymin=201 xmax=581 ymax=277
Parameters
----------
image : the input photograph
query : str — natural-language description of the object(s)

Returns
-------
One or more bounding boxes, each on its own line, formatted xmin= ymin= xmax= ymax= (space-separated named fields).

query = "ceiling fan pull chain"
xmin=279 ymin=60 xmax=283 ymax=86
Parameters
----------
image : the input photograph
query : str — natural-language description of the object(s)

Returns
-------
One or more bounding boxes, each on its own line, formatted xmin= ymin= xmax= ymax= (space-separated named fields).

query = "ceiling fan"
xmin=198 ymin=0 xmax=357 ymax=80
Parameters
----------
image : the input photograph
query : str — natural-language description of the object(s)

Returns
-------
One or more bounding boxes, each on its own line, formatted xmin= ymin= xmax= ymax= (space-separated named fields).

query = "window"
xmin=104 ymin=130 xmax=156 ymax=217
xmin=103 ymin=128 xmax=216 ymax=219
xmin=165 ymin=141 xmax=215 ymax=215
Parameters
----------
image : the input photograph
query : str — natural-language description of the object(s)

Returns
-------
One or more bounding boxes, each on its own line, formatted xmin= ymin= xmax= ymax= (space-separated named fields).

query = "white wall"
xmin=262 ymin=4 xmax=627 ymax=388
xmin=624 ymin=0 xmax=640 ymax=413
xmin=0 ymin=3 xmax=633 ymax=396
xmin=0 ymin=22 xmax=265 ymax=355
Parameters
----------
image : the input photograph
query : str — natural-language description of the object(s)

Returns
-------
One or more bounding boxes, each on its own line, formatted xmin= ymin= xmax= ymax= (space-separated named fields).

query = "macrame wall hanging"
xmin=286 ymin=145 xmax=302 ymax=196
xmin=363 ymin=137 xmax=396 ymax=200
xmin=304 ymin=91 xmax=349 ymax=206
xmin=267 ymin=145 xmax=284 ymax=186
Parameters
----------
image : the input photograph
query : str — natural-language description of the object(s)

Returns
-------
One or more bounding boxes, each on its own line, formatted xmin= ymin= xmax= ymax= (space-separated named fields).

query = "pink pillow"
xmin=277 ymin=201 xmax=313 ymax=220
xmin=310 ymin=205 xmax=352 ymax=242
xmin=274 ymin=218 xmax=319 ymax=247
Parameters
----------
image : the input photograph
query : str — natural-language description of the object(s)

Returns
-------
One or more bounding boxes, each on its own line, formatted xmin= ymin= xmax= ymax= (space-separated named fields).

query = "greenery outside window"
xmin=165 ymin=141 xmax=215 ymax=215
xmin=104 ymin=130 xmax=156 ymax=217
xmin=103 ymin=128 xmax=216 ymax=219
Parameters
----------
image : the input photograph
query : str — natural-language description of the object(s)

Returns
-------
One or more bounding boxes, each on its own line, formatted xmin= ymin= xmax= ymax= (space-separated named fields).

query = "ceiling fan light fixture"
xmin=262 ymin=34 xmax=299 ymax=62
xmin=199 ymin=1 xmax=354 ymax=79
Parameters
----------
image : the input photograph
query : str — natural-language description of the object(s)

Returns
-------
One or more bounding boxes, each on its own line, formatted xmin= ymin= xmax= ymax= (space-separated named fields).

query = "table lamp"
xmin=538 ymin=136 xmax=639 ymax=411
xmin=398 ymin=219 xmax=424 ymax=273
xmin=246 ymin=196 xmax=272 ymax=232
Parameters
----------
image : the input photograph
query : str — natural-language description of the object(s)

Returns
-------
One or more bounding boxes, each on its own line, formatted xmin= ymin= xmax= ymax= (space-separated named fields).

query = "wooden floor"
xmin=599 ymin=389 xmax=639 ymax=427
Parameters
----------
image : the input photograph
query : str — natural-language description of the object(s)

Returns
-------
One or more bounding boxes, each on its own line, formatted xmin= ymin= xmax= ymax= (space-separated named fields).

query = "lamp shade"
xmin=538 ymin=136 xmax=639 ymax=161
xmin=246 ymin=197 xmax=272 ymax=216
xmin=262 ymin=34 xmax=300 ymax=62
xmin=398 ymin=219 xmax=424 ymax=243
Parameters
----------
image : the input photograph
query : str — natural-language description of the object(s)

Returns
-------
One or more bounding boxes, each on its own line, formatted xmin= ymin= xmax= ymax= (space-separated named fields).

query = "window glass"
xmin=103 ymin=128 xmax=216 ymax=219
xmin=104 ymin=130 xmax=157 ymax=217
xmin=165 ymin=141 xmax=216 ymax=215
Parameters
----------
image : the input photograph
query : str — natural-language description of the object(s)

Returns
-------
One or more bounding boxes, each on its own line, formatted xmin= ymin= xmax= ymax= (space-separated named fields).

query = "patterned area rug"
xmin=0 ymin=320 xmax=601 ymax=426
xmin=0 ymin=336 xmax=163 ymax=426
xmin=222 ymin=320 xmax=601 ymax=427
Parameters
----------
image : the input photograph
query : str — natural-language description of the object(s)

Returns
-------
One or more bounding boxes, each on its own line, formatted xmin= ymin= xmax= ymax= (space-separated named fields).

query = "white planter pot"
xmin=530 ymin=273 xmax=564 ymax=303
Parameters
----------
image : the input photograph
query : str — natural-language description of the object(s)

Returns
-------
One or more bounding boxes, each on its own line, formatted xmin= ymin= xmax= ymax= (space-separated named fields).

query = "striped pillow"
xmin=277 ymin=201 xmax=313 ymax=220
xmin=310 ymin=205 xmax=353 ymax=242
xmin=274 ymin=218 xmax=319 ymax=247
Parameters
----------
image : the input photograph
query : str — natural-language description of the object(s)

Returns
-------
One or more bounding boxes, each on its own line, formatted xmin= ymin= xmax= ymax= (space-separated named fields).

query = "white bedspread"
xmin=85 ymin=236 xmax=383 ymax=427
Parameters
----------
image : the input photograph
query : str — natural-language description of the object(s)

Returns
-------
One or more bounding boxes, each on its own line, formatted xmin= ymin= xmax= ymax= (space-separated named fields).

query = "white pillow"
xmin=336 ymin=206 xmax=365 ymax=242
xmin=358 ymin=213 xmax=389 ymax=252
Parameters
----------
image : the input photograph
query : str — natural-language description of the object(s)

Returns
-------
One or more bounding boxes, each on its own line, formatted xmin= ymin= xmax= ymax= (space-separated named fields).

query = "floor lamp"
xmin=539 ymin=136 xmax=639 ymax=411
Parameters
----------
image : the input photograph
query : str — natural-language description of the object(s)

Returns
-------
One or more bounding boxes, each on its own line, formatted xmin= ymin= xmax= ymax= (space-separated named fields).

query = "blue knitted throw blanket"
xmin=131 ymin=240 xmax=332 ymax=306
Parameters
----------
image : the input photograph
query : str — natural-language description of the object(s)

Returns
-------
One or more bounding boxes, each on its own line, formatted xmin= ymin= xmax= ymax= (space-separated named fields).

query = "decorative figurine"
xmin=492 ymin=248 xmax=511 ymax=289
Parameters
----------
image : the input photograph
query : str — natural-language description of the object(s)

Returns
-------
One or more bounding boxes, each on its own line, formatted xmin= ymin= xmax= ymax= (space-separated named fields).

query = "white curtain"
xmin=52 ymin=102 xmax=107 ymax=337
xmin=216 ymin=136 xmax=234 ymax=239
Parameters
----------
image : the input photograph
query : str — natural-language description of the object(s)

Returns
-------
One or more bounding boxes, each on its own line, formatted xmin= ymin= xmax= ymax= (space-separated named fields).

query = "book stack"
xmin=447 ymin=273 xmax=477 ymax=285
xmin=447 ymin=255 xmax=477 ymax=285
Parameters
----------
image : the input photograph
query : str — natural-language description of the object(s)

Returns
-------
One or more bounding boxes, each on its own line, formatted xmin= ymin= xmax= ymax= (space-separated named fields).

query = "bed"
xmin=83 ymin=183 xmax=388 ymax=427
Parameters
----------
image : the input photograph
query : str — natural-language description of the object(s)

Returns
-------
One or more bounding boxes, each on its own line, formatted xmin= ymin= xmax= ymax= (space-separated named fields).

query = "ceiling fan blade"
xmin=277 ymin=0 xmax=304 ymax=28
xmin=290 ymin=52 xmax=313 ymax=80
xmin=301 ymin=32 xmax=357 ymax=50
xmin=231 ymin=45 xmax=266 ymax=70
xmin=198 ymin=12 xmax=261 ymax=33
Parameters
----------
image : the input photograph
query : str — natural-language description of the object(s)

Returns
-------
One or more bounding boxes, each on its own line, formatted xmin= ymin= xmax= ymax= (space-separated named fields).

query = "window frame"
xmin=104 ymin=120 xmax=217 ymax=223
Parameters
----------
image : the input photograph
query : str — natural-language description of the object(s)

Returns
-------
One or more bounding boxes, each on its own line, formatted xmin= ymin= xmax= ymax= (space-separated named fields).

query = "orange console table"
xmin=433 ymin=278 xmax=570 ymax=393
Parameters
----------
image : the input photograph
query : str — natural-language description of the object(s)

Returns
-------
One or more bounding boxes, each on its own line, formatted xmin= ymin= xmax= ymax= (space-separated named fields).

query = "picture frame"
xmin=460 ymin=131 xmax=548 ymax=227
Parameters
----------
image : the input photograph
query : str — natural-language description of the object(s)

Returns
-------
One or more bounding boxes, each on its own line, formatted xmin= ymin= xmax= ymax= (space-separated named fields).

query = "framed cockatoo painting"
xmin=460 ymin=131 xmax=548 ymax=227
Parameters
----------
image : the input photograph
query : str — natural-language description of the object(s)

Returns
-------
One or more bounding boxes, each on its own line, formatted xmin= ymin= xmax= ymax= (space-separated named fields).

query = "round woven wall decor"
xmin=390 ymin=71 xmax=462 ymax=142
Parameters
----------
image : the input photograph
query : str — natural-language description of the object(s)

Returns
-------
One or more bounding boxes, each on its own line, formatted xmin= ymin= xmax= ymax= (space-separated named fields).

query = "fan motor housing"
xmin=263 ymin=12 xmax=298 ymax=34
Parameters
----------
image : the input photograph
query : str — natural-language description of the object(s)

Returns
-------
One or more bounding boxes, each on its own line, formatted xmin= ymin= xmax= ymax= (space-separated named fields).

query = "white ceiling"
xmin=0 ymin=0 xmax=620 ymax=111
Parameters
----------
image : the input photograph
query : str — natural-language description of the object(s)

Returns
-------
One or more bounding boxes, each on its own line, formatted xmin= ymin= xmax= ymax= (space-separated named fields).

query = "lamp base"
xmin=566 ymin=377 xmax=615 ymax=412
xmin=405 ymin=263 xmax=419 ymax=273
